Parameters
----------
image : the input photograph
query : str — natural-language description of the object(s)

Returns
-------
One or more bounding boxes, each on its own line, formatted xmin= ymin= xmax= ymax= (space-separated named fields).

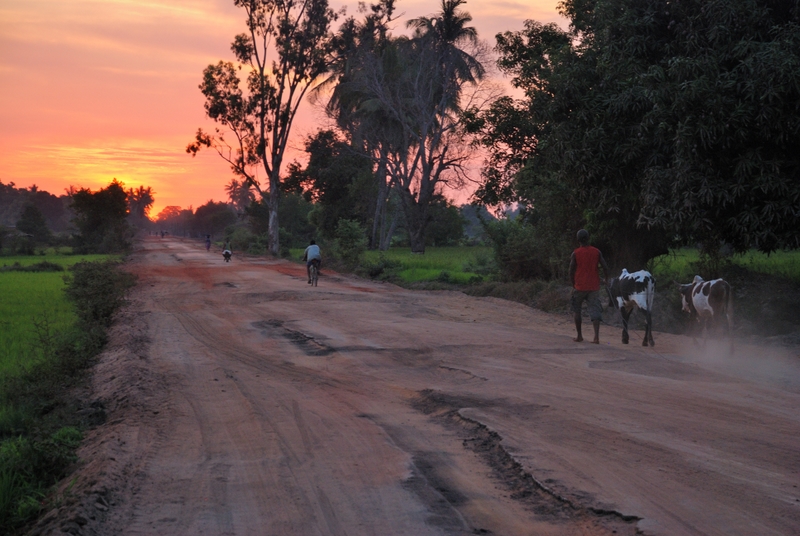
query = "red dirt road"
xmin=39 ymin=237 xmax=800 ymax=535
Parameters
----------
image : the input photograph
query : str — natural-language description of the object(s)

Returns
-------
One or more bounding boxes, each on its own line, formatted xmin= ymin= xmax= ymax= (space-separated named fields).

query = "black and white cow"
xmin=678 ymin=276 xmax=734 ymax=350
xmin=607 ymin=269 xmax=656 ymax=346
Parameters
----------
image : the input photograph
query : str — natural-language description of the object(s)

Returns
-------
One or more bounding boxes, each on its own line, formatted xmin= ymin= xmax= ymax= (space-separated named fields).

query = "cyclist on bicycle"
xmin=302 ymin=239 xmax=321 ymax=284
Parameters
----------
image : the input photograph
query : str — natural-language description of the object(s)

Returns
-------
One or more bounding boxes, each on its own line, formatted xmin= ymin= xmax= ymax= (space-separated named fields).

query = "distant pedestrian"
xmin=205 ymin=234 xmax=211 ymax=251
xmin=568 ymin=229 xmax=609 ymax=344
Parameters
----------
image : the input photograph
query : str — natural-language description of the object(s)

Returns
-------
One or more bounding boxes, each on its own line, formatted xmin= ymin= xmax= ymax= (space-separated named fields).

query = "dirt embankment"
xmin=29 ymin=237 xmax=800 ymax=536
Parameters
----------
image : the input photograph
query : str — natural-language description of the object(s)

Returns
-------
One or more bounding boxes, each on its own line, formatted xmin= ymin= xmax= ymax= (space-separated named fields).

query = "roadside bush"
xmin=464 ymin=279 xmax=570 ymax=312
xmin=0 ymin=262 xmax=64 ymax=273
xmin=279 ymin=228 xmax=292 ymax=258
xmin=63 ymin=261 xmax=136 ymax=330
xmin=225 ymin=226 xmax=255 ymax=252
xmin=461 ymin=249 xmax=497 ymax=276
xmin=244 ymin=233 xmax=269 ymax=255
xmin=334 ymin=219 xmax=367 ymax=268
xmin=484 ymin=218 xmax=562 ymax=281
xmin=13 ymin=237 xmax=35 ymax=256
xmin=357 ymin=253 xmax=402 ymax=279
xmin=0 ymin=427 xmax=82 ymax=528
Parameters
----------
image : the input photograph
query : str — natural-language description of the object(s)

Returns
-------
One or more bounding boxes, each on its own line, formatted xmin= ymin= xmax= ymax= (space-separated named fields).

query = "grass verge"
xmin=0 ymin=259 xmax=135 ymax=534
xmin=288 ymin=246 xmax=495 ymax=285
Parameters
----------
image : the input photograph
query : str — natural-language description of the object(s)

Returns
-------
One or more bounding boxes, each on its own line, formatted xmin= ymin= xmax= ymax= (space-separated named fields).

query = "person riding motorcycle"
xmin=302 ymin=240 xmax=321 ymax=284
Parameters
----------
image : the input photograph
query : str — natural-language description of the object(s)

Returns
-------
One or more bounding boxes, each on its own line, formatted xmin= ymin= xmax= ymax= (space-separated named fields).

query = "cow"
xmin=607 ymin=269 xmax=656 ymax=347
xmin=677 ymin=276 xmax=734 ymax=351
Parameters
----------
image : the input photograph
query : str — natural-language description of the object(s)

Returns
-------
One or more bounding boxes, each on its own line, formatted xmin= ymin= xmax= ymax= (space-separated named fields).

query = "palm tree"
xmin=225 ymin=178 xmax=255 ymax=213
xmin=324 ymin=0 xmax=486 ymax=252
xmin=127 ymin=186 xmax=155 ymax=222
xmin=406 ymin=0 xmax=485 ymax=108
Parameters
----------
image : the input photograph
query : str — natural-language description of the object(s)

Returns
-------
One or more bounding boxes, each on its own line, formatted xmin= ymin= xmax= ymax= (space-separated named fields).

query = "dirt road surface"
xmin=35 ymin=238 xmax=800 ymax=536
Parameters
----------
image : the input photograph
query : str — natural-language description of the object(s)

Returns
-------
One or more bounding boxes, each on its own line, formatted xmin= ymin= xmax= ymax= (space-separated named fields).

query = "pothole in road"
xmin=252 ymin=320 xmax=335 ymax=356
xmin=412 ymin=389 xmax=641 ymax=534
xmin=402 ymin=451 xmax=471 ymax=533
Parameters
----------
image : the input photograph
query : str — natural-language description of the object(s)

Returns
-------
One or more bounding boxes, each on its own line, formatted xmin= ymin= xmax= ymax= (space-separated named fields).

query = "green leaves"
xmin=477 ymin=0 xmax=800 ymax=268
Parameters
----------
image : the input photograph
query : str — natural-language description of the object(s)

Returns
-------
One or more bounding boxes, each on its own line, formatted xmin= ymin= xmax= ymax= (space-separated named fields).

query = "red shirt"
xmin=573 ymin=246 xmax=601 ymax=291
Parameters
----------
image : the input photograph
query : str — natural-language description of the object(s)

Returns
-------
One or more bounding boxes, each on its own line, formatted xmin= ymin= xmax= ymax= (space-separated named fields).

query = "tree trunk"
xmin=404 ymin=200 xmax=428 ymax=254
xmin=370 ymin=147 xmax=390 ymax=250
xmin=380 ymin=211 xmax=398 ymax=251
xmin=267 ymin=185 xmax=280 ymax=257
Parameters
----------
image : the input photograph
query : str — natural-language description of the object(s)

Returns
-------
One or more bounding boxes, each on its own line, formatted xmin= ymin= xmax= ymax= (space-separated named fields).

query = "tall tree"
xmin=126 ymin=185 xmax=155 ymax=225
xmin=16 ymin=204 xmax=52 ymax=244
xmin=388 ymin=0 xmax=486 ymax=253
xmin=325 ymin=0 xmax=488 ymax=253
xmin=323 ymin=0 xmax=401 ymax=250
xmin=69 ymin=179 xmax=131 ymax=253
xmin=187 ymin=0 xmax=336 ymax=256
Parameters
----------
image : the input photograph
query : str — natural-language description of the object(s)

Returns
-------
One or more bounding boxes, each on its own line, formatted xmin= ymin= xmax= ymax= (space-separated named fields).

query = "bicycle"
xmin=310 ymin=261 xmax=319 ymax=287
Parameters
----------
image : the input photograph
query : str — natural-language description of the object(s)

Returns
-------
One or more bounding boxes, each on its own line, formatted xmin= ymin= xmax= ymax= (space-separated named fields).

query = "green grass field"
xmin=0 ymin=254 xmax=116 ymax=378
xmin=649 ymin=248 xmax=800 ymax=283
xmin=363 ymin=246 xmax=493 ymax=283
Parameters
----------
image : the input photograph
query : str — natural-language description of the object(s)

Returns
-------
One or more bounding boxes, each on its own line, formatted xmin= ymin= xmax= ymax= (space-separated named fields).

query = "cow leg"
xmin=643 ymin=310 xmax=654 ymax=347
xmin=726 ymin=310 xmax=735 ymax=354
xmin=620 ymin=308 xmax=630 ymax=344
xmin=701 ymin=317 xmax=709 ymax=348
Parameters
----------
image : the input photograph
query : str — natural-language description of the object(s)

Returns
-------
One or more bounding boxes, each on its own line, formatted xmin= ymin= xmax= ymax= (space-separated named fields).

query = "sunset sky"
xmin=0 ymin=0 xmax=565 ymax=217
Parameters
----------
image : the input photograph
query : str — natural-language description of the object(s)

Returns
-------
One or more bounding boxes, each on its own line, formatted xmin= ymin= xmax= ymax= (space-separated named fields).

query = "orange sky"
xmin=0 ymin=0 xmax=564 ymax=217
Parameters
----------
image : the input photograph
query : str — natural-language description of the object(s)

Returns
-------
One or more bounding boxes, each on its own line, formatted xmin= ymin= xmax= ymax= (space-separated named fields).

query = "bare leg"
xmin=591 ymin=320 xmax=600 ymax=344
xmin=307 ymin=264 xmax=311 ymax=283
xmin=573 ymin=312 xmax=583 ymax=342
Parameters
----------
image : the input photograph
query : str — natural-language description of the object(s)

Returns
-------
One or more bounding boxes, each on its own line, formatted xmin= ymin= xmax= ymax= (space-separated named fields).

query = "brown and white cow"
xmin=678 ymin=276 xmax=734 ymax=350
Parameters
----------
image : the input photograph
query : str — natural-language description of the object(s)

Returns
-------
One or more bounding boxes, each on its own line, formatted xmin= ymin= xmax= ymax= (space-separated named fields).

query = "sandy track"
xmin=34 ymin=237 xmax=800 ymax=536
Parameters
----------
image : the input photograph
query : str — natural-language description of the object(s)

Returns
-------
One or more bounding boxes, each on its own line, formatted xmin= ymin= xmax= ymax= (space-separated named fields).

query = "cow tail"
xmin=648 ymin=277 xmax=655 ymax=312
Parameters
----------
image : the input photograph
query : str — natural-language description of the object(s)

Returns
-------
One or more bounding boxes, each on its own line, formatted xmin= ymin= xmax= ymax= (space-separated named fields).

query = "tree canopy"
xmin=474 ymin=0 xmax=800 ymax=269
xmin=69 ymin=179 xmax=131 ymax=253
xmin=16 ymin=204 xmax=52 ymax=244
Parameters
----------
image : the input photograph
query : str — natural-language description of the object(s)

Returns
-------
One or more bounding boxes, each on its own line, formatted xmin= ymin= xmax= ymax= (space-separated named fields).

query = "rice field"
xmin=0 ymin=254 xmax=115 ymax=378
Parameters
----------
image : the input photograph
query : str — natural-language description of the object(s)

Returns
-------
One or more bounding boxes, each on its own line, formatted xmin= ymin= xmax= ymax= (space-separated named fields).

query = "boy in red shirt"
xmin=568 ymin=229 xmax=609 ymax=344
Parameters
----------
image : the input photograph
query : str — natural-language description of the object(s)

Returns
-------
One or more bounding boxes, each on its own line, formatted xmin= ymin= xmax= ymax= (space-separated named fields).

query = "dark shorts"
xmin=572 ymin=290 xmax=602 ymax=321
xmin=307 ymin=258 xmax=321 ymax=267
